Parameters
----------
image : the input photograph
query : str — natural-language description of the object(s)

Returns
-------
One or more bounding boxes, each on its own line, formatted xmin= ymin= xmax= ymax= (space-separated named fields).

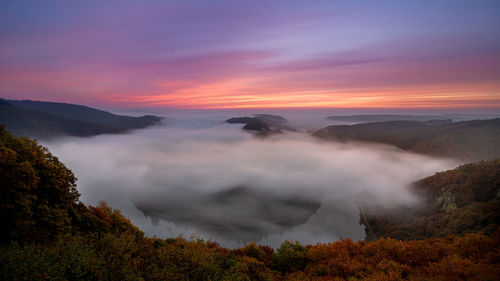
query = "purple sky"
xmin=1 ymin=0 xmax=499 ymax=108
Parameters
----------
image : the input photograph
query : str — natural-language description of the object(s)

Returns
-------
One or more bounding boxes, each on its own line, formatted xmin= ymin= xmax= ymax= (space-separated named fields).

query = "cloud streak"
xmin=1 ymin=0 xmax=499 ymax=108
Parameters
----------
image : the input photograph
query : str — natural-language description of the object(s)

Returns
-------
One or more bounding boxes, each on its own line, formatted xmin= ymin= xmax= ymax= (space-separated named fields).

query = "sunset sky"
xmin=1 ymin=0 xmax=499 ymax=109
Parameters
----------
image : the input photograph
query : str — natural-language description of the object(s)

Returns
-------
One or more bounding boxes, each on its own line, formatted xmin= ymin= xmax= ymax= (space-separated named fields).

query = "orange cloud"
xmin=102 ymin=75 xmax=500 ymax=109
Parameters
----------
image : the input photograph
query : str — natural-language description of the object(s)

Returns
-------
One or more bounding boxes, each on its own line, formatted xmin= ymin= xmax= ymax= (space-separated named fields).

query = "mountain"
xmin=361 ymin=160 xmax=500 ymax=241
xmin=325 ymin=114 xmax=500 ymax=124
xmin=0 ymin=99 xmax=163 ymax=139
xmin=226 ymin=114 xmax=295 ymax=134
xmin=315 ymin=119 xmax=500 ymax=161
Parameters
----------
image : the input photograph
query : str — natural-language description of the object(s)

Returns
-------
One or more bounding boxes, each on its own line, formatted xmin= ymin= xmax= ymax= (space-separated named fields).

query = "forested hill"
xmin=362 ymin=160 xmax=500 ymax=241
xmin=1 ymin=125 xmax=499 ymax=280
xmin=0 ymin=99 xmax=162 ymax=139
xmin=325 ymin=114 xmax=500 ymax=123
xmin=326 ymin=114 xmax=450 ymax=123
xmin=315 ymin=119 xmax=500 ymax=161
xmin=226 ymin=114 xmax=295 ymax=134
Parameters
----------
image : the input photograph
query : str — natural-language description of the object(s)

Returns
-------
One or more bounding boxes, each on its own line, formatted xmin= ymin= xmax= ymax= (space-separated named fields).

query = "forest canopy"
xmin=0 ymin=125 xmax=499 ymax=280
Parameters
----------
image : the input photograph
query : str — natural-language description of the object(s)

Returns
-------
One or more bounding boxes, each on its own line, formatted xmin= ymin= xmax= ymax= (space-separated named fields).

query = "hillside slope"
xmin=0 ymin=99 xmax=162 ymax=139
xmin=226 ymin=114 xmax=295 ymax=134
xmin=326 ymin=114 xmax=450 ymax=123
xmin=315 ymin=119 xmax=500 ymax=161
xmin=362 ymin=160 xmax=500 ymax=241
xmin=325 ymin=114 xmax=500 ymax=124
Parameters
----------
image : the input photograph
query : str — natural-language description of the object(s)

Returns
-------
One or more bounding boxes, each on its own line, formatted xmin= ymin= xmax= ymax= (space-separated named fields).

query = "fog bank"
xmin=44 ymin=115 xmax=456 ymax=247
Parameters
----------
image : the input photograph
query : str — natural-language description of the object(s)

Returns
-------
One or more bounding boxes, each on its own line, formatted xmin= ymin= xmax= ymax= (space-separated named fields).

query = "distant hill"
xmin=361 ymin=160 xmax=500 ymax=241
xmin=315 ymin=119 xmax=500 ymax=161
xmin=0 ymin=99 xmax=163 ymax=139
xmin=326 ymin=114 xmax=451 ymax=123
xmin=325 ymin=114 xmax=500 ymax=124
xmin=226 ymin=114 xmax=295 ymax=134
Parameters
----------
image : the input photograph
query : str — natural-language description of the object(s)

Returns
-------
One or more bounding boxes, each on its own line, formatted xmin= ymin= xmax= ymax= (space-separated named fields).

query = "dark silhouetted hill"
xmin=0 ymin=99 xmax=162 ymax=139
xmin=226 ymin=114 xmax=295 ymax=134
xmin=315 ymin=119 xmax=500 ymax=161
xmin=325 ymin=114 xmax=500 ymax=124
xmin=326 ymin=114 xmax=451 ymax=123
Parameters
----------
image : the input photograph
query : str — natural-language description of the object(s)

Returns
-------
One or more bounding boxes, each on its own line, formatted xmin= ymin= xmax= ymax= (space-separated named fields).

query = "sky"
xmin=1 ymin=0 xmax=500 ymax=109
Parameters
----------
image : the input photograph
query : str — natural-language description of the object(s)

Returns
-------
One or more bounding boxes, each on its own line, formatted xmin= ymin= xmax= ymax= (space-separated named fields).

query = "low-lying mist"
xmin=43 ymin=114 xmax=456 ymax=247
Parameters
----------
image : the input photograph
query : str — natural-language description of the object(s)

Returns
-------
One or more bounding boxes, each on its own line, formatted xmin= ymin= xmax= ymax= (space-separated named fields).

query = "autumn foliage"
xmin=364 ymin=160 xmax=500 ymax=242
xmin=1 ymin=125 xmax=499 ymax=280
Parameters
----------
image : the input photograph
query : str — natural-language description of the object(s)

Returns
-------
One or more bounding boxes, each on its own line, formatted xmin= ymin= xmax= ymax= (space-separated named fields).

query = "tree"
xmin=0 ymin=125 xmax=79 ymax=242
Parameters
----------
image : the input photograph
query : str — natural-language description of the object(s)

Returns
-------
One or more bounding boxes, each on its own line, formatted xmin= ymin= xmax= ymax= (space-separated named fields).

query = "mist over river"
xmin=43 ymin=110 xmax=456 ymax=248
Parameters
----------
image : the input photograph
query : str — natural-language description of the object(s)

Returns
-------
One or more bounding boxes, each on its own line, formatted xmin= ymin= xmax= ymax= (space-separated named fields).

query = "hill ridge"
xmin=0 ymin=98 xmax=163 ymax=139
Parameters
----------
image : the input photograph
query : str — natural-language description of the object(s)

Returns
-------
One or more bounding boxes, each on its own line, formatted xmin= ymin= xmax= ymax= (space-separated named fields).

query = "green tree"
xmin=0 ymin=125 xmax=79 ymax=243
